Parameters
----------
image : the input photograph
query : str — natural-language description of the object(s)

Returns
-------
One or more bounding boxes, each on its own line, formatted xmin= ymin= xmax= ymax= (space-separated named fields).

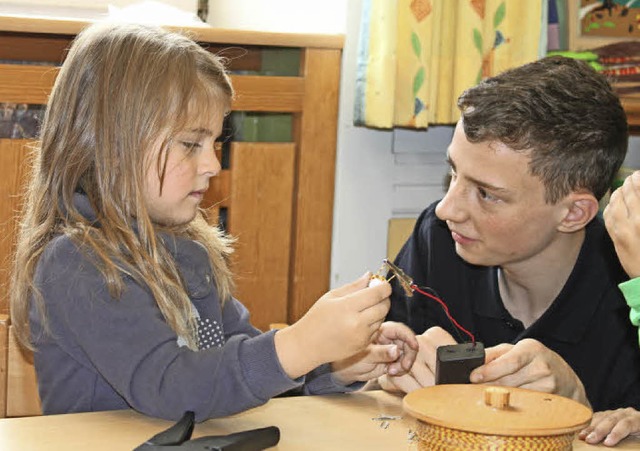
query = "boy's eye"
xmin=478 ymin=187 xmax=497 ymax=202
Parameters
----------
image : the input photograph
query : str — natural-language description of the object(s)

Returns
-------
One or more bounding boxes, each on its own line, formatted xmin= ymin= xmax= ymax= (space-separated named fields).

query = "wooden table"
xmin=0 ymin=390 xmax=638 ymax=450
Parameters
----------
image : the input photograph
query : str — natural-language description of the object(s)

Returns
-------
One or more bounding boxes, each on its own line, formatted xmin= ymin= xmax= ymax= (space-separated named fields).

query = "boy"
xmin=382 ymin=56 xmax=640 ymax=416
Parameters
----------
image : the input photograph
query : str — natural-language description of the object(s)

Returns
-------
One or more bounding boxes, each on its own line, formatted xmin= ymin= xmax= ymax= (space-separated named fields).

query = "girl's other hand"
xmin=330 ymin=321 xmax=419 ymax=385
xmin=274 ymin=273 xmax=391 ymax=379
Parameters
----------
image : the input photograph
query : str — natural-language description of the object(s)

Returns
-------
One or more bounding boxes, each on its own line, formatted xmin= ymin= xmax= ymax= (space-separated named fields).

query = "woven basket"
xmin=404 ymin=385 xmax=592 ymax=451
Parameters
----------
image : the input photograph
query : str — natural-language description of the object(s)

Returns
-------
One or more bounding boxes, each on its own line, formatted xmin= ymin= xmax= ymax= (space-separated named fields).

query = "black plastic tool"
xmin=134 ymin=411 xmax=280 ymax=451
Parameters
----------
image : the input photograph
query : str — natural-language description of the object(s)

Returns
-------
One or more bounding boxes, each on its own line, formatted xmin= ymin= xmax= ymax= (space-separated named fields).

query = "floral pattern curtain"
xmin=354 ymin=0 xmax=547 ymax=128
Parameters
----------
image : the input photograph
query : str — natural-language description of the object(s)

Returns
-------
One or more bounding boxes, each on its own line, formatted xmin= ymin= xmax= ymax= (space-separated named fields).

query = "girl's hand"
xmin=579 ymin=408 xmax=640 ymax=447
xmin=274 ymin=273 xmax=391 ymax=379
xmin=604 ymin=170 xmax=640 ymax=278
xmin=331 ymin=321 xmax=419 ymax=385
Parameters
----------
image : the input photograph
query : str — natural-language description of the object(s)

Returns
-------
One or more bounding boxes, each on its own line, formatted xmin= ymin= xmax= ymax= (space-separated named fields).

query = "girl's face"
xmin=143 ymin=107 xmax=225 ymax=226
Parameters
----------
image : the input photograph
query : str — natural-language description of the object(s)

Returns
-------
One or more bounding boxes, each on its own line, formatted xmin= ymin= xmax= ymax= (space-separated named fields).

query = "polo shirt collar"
xmin=473 ymin=219 xmax=608 ymax=344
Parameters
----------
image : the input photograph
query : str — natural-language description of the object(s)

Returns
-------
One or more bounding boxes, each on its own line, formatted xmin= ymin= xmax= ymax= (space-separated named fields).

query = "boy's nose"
xmin=435 ymin=180 xmax=466 ymax=223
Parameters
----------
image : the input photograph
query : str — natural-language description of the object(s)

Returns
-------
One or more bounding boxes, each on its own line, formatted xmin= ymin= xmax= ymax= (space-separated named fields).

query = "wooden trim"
xmin=6 ymin=325 xmax=41 ymax=417
xmin=230 ymin=76 xmax=304 ymax=112
xmin=0 ymin=15 xmax=344 ymax=49
xmin=0 ymin=314 xmax=8 ymax=418
xmin=0 ymin=140 xmax=32 ymax=316
xmin=288 ymin=48 xmax=341 ymax=323
xmin=0 ymin=34 xmax=71 ymax=63
xmin=0 ymin=66 xmax=305 ymax=113
xmin=0 ymin=65 xmax=57 ymax=104
xmin=202 ymin=169 xmax=231 ymax=210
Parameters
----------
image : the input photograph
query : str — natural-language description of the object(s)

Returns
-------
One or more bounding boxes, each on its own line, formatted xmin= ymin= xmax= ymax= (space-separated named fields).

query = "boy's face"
xmin=435 ymin=121 xmax=568 ymax=268
xmin=143 ymin=107 xmax=225 ymax=227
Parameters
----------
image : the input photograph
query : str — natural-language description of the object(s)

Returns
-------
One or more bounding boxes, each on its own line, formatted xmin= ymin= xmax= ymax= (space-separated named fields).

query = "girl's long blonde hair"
xmin=11 ymin=22 xmax=235 ymax=350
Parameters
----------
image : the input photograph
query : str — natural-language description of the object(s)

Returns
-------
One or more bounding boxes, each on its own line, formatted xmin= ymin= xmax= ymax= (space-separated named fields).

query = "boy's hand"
xmin=274 ymin=273 xmax=391 ymax=379
xmin=331 ymin=321 xmax=419 ymax=385
xmin=470 ymin=338 xmax=589 ymax=406
xmin=579 ymin=408 xmax=640 ymax=447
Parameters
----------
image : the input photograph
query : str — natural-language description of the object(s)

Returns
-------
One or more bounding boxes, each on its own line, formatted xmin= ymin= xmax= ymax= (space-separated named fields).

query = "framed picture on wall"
xmin=568 ymin=0 xmax=640 ymax=51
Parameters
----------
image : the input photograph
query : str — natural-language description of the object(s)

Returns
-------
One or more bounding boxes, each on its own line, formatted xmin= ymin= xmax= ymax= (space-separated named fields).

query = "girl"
xmin=580 ymin=170 xmax=640 ymax=446
xmin=10 ymin=22 xmax=418 ymax=421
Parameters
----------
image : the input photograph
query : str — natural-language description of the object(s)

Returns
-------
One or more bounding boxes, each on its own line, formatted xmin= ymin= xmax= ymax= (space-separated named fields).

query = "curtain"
xmin=354 ymin=0 xmax=547 ymax=129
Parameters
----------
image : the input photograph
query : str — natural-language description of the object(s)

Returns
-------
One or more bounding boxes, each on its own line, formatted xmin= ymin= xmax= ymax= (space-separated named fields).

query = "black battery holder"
xmin=435 ymin=342 xmax=485 ymax=385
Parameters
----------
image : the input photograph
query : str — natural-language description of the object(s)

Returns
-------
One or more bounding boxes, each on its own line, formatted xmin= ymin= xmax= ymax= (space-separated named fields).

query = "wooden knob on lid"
xmin=484 ymin=387 xmax=510 ymax=409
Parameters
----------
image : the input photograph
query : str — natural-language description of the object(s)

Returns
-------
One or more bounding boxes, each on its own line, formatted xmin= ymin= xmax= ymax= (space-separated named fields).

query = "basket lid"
xmin=403 ymin=385 xmax=592 ymax=437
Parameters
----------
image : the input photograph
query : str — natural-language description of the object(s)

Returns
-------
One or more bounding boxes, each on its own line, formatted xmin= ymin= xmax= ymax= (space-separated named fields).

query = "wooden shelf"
xmin=0 ymin=13 xmax=344 ymax=49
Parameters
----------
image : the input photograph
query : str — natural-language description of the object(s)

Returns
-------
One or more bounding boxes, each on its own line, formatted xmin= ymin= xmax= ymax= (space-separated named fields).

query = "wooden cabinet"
xmin=0 ymin=15 xmax=344 ymax=331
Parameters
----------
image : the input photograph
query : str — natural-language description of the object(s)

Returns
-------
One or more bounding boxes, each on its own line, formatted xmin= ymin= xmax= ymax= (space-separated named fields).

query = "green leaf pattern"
xmin=473 ymin=28 xmax=483 ymax=53
xmin=494 ymin=2 xmax=506 ymax=29
xmin=413 ymin=66 xmax=425 ymax=97
xmin=411 ymin=31 xmax=421 ymax=57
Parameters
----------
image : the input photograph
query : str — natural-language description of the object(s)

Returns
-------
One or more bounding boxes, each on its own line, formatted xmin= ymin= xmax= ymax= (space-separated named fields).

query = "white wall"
xmin=0 ymin=0 xmax=199 ymax=20
xmin=207 ymin=0 xmax=346 ymax=34
xmin=626 ymin=137 xmax=640 ymax=167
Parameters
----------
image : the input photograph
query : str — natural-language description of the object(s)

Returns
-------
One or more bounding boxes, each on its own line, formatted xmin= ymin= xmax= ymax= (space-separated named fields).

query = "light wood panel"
xmin=227 ymin=142 xmax=295 ymax=332
xmin=6 ymin=326 xmax=40 ymax=418
xmin=230 ymin=75 xmax=304 ymax=112
xmin=0 ymin=65 xmax=57 ymax=104
xmin=0 ymin=66 xmax=305 ymax=113
xmin=387 ymin=218 xmax=417 ymax=261
xmin=288 ymin=48 xmax=341 ymax=323
xmin=0 ymin=314 xmax=7 ymax=418
xmin=0 ymin=140 xmax=31 ymax=315
xmin=202 ymin=168 xmax=231 ymax=223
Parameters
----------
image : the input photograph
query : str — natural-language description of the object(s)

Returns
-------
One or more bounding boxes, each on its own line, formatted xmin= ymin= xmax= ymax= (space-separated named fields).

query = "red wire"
xmin=410 ymin=284 xmax=476 ymax=343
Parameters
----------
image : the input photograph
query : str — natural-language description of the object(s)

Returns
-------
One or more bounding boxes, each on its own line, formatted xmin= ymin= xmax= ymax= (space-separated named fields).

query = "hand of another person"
xmin=604 ymin=170 xmax=640 ymax=278
xmin=331 ymin=321 xmax=419 ymax=385
xmin=470 ymin=339 xmax=589 ymax=406
xmin=274 ymin=273 xmax=391 ymax=379
xmin=378 ymin=326 xmax=457 ymax=394
xmin=579 ymin=408 xmax=640 ymax=447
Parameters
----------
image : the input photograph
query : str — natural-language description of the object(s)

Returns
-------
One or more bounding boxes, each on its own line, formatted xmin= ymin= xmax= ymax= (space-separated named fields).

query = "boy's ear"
xmin=557 ymin=192 xmax=599 ymax=233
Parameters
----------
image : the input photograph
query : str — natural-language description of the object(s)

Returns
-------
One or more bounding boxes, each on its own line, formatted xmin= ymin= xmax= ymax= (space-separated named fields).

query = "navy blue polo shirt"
xmin=387 ymin=202 xmax=640 ymax=411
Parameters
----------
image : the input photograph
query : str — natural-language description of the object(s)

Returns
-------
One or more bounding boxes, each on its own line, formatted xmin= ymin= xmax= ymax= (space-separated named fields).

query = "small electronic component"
xmin=435 ymin=342 xmax=485 ymax=385
xmin=369 ymin=258 xmax=483 ymax=383
xmin=368 ymin=259 xmax=415 ymax=297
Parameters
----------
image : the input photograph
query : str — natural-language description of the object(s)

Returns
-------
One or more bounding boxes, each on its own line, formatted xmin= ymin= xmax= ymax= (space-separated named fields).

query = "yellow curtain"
xmin=354 ymin=0 xmax=545 ymax=128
